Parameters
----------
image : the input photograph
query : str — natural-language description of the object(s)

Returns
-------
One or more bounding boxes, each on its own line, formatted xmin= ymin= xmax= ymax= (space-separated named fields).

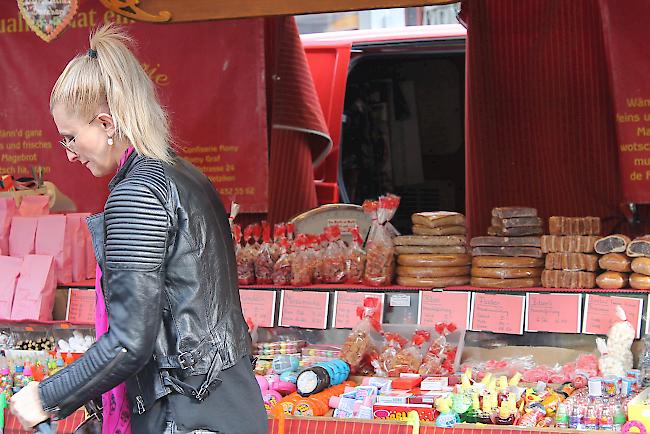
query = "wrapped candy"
xmin=228 ymin=201 xmax=240 ymax=230
xmin=597 ymin=305 xmax=635 ymax=377
xmin=363 ymin=195 xmax=400 ymax=286
xmin=308 ymin=235 xmax=324 ymax=284
xmin=254 ymin=221 xmax=274 ymax=284
xmin=419 ymin=322 xmax=458 ymax=376
xmin=291 ymin=234 xmax=311 ymax=287
xmin=373 ymin=332 xmax=407 ymax=377
xmin=340 ymin=298 xmax=382 ymax=375
xmin=321 ymin=226 xmax=347 ymax=284
xmin=236 ymin=224 xmax=255 ymax=285
xmin=272 ymin=238 xmax=292 ymax=285
xmin=392 ymin=330 xmax=430 ymax=375
xmin=272 ymin=224 xmax=286 ymax=262
xmin=346 ymin=226 xmax=366 ymax=284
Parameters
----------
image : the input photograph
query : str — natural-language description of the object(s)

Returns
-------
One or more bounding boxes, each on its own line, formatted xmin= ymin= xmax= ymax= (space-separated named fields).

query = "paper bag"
xmin=0 ymin=256 xmax=23 ymax=318
xmin=0 ymin=197 xmax=16 ymax=255
xmin=11 ymin=254 xmax=57 ymax=321
xmin=85 ymin=216 xmax=98 ymax=279
xmin=35 ymin=215 xmax=71 ymax=284
xmin=18 ymin=195 xmax=50 ymax=217
xmin=9 ymin=216 xmax=38 ymax=258
xmin=66 ymin=213 xmax=90 ymax=282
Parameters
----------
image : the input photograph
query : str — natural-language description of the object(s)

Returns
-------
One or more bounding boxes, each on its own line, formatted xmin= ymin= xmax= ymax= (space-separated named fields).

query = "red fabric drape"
xmin=265 ymin=17 xmax=332 ymax=224
xmin=462 ymin=0 xmax=642 ymax=237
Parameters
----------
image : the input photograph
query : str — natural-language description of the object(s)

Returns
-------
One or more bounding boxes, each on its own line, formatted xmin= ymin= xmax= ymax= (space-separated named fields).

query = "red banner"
xmin=0 ymin=1 xmax=268 ymax=213
xmin=601 ymin=0 xmax=650 ymax=204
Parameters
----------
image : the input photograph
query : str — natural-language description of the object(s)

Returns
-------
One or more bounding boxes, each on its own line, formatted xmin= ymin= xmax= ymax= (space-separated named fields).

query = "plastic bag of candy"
xmin=346 ymin=226 xmax=366 ymax=284
xmin=235 ymin=224 xmax=255 ymax=285
xmin=321 ymin=226 xmax=347 ymax=283
xmin=254 ymin=221 xmax=274 ymax=284
xmin=340 ymin=297 xmax=383 ymax=375
xmin=363 ymin=195 xmax=400 ymax=286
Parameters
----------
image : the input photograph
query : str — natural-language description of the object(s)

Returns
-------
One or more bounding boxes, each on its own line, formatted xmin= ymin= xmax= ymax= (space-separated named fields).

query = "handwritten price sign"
xmin=418 ymin=291 xmax=471 ymax=329
xmin=583 ymin=294 xmax=643 ymax=338
xmin=66 ymin=289 xmax=96 ymax=323
xmin=525 ymin=293 xmax=582 ymax=333
xmin=239 ymin=289 xmax=276 ymax=328
xmin=470 ymin=293 xmax=525 ymax=335
xmin=279 ymin=290 xmax=330 ymax=329
xmin=332 ymin=292 xmax=384 ymax=329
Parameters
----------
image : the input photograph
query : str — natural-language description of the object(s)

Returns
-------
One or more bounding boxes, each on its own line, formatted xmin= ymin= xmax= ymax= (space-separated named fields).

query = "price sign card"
xmin=279 ymin=290 xmax=330 ymax=329
xmin=583 ymin=294 xmax=643 ymax=338
xmin=332 ymin=292 xmax=384 ymax=329
xmin=525 ymin=293 xmax=582 ymax=333
xmin=239 ymin=289 xmax=276 ymax=328
xmin=470 ymin=293 xmax=525 ymax=335
xmin=418 ymin=291 xmax=471 ymax=329
xmin=66 ymin=289 xmax=96 ymax=324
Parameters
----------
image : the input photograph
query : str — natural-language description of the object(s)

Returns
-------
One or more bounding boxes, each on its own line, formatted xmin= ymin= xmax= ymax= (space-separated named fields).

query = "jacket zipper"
xmin=135 ymin=374 xmax=146 ymax=414
xmin=56 ymin=347 xmax=128 ymax=411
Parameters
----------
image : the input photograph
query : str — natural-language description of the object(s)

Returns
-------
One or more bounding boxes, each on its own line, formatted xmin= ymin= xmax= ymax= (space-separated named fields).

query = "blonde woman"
xmin=10 ymin=24 xmax=267 ymax=434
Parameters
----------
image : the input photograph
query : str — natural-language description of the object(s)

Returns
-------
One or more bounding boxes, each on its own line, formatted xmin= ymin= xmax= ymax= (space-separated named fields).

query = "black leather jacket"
xmin=39 ymin=152 xmax=251 ymax=428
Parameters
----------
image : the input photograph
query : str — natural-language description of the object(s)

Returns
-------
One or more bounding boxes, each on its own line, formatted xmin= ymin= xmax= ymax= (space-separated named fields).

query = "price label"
xmin=279 ymin=290 xmax=330 ymax=329
xmin=332 ymin=292 xmax=384 ymax=329
xmin=525 ymin=293 xmax=582 ymax=333
xmin=418 ymin=291 xmax=471 ymax=329
xmin=239 ymin=289 xmax=276 ymax=328
xmin=470 ymin=293 xmax=525 ymax=335
xmin=583 ymin=294 xmax=643 ymax=338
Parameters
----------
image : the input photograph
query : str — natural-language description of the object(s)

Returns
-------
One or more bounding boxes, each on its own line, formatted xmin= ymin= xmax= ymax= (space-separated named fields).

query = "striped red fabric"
xmin=462 ymin=1 xmax=646 ymax=238
xmin=4 ymin=410 xmax=85 ymax=433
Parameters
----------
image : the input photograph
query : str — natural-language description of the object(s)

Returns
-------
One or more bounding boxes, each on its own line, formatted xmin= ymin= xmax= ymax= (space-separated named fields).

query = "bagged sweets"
xmin=272 ymin=238 xmax=292 ymax=285
xmin=254 ymin=221 xmax=274 ymax=284
xmin=340 ymin=297 xmax=383 ymax=375
xmin=321 ymin=226 xmax=347 ymax=284
xmin=347 ymin=226 xmax=366 ymax=284
xmin=235 ymin=224 xmax=256 ymax=285
xmin=373 ymin=332 xmax=407 ymax=377
xmin=597 ymin=305 xmax=635 ymax=377
xmin=419 ymin=322 xmax=458 ymax=376
xmin=363 ymin=194 xmax=401 ymax=286
xmin=308 ymin=235 xmax=324 ymax=285
xmin=272 ymin=223 xmax=286 ymax=262
xmin=392 ymin=330 xmax=430 ymax=375
xmin=291 ymin=234 xmax=312 ymax=287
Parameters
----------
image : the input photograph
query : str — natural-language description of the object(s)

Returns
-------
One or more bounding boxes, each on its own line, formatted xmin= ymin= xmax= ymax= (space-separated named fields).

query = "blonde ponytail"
xmin=50 ymin=23 xmax=173 ymax=163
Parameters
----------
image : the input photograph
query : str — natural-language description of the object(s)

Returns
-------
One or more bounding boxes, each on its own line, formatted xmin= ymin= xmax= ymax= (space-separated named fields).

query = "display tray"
xmin=241 ymin=284 xmax=430 ymax=291
xmin=448 ymin=285 xmax=650 ymax=294
xmin=0 ymin=318 xmax=94 ymax=328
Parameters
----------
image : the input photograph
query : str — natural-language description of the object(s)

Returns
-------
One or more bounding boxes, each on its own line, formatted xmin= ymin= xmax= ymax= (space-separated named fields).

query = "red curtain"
xmin=461 ymin=0 xmax=646 ymax=237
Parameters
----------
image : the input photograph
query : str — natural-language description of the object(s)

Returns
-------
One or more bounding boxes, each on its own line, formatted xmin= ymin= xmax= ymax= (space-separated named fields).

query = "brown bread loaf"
xmin=594 ymin=234 xmax=631 ymax=254
xmin=596 ymin=271 xmax=628 ymax=290
xmin=541 ymin=235 xmax=598 ymax=253
xmin=630 ymin=273 xmax=650 ymax=290
xmin=395 ymin=245 xmax=468 ymax=255
xmin=631 ymin=257 xmax=650 ymax=276
xmin=544 ymin=253 xmax=598 ymax=272
xmin=472 ymin=246 xmax=543 ymax=258
xmin=394 ymin=235 xmax=466 ymax=247
xmin=487 ymin=226 xmax=543 ymax=237
xmin=491 ymin=216 xmax=543 ymax=228
xmin=397 ymin=254 xmax=471 ymax=267
xmin=598 ymin=253 xmax=632 ymax=273
xmin=470 ymin=276 xmax=541 ymax=288
xmin=470 ymin=236 xmax=541 ymax=248
xmin=492 ymin=207 xmax=537 ymax=219
xmin=397 ymin=275 xmax=470 ymax=287
xmin=548 ymin=216 xmax=601 ymax=236
xmin=626 ymin=236 xmax=650 ymax=258
xmin=471 ymin=266 xmax=542 ymax=279
xmin=541 ymin=270 xmax=596 ymax=288
xmin=412 ymin=225 xmax=466 ymax=236
xmin=411 ymin=212 xmax=465 ymax=228
xmin=473 ymin=256 xmax=544 ymax=268
xmin=396 ymin=265 xmax=470 ymax=278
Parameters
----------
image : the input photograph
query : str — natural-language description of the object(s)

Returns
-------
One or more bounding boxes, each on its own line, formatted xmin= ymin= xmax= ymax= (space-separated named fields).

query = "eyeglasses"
xmin=58 ymin=114 xmax=98 ymax=154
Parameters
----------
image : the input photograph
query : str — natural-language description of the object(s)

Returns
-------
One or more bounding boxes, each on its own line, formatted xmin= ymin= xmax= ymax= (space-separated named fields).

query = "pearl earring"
xmin=107 ymin=137 xmax=114 ymax=146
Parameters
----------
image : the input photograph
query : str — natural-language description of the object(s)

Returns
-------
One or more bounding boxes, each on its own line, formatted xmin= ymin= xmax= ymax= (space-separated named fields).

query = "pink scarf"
xmin=96 ymin=146 xmax=135 ymax=433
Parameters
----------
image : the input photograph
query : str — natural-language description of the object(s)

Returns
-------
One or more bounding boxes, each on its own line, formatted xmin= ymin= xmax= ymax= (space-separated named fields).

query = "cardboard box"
xmin=53 ymin=288 xmax=69 ymax=321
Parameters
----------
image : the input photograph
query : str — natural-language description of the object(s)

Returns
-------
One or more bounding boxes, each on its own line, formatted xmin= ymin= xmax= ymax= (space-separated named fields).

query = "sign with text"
xmin=470 ymin=293 xmax=525 ymax=335
xmin=279 ymin=290 xmax=329 ymax=329
xmin=332 ymin=292 xmax=384 ymax=329
xmin=239 ymin=289 xmax=276 ymax=328
xmin=583 ymin=294 xmax=643 ymax=338
xmin=0 ymin=3 xmax=267 ymax=213
xmin=66 ymin=289 xmax=95 ymax=323
xmin=600 ymin=0 xmax=650 ymax=203
xmin=525 ymin=293 xmax=582 ymax=333
xmin=418 ymin=291 xmax=471 ymax=329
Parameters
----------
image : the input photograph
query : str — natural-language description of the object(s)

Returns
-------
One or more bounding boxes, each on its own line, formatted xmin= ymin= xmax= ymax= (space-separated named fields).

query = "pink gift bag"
xmin=66 ymin=213 xmax=91 ymax=282
xmin=85 ymin=219 xmax=97 ymax=280
xmin=9 ymin=216 xmax=38 ymax=258
xmin=18 ymin=195 xmax=50 ymax=217
xmin=11 ymin=254 xmax=57 ymax=321
xmin=35 ymin=215 xmax=71 ymax=284
xmin=0 ymin=256 xmax=23 ymax=319
xmin=0 ymin=197 xmax=16 ymax=255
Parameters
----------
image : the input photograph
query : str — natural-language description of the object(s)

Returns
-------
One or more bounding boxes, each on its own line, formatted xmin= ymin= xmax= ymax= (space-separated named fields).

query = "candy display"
xmin=363 ymin=195 xmax=400 ymax=287
xmin=597 ymin=305 xmax=635 ymax=377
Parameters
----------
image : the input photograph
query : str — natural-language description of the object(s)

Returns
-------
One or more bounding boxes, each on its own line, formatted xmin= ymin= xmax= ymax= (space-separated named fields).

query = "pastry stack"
xmin=394 ymin=211 xmax=470 ymax=287
xmin=627 ymin=236 xmax=650 ymax=290
xmin=541 ymin=216 xmax=600 ymax=289
xmin=470 ymin=207 xmax=544 ymax=288
xmin=594 ymin=234 xmax=631 ymax=289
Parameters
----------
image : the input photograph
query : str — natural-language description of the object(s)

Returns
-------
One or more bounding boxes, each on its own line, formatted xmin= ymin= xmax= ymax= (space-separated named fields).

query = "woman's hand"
xmin=10 ymin=381 xmax=50 ymax=429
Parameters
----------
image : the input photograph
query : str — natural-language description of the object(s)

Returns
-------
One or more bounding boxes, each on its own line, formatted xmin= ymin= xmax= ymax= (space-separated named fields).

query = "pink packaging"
xmin=0 ymin=256 xmax=23 ymax=318
xmin=9 ymin=216 xmax=38 ymax=258
xmin=35 ymin=215 xmax=71 ymax=284
xmin=0 ymin=197 xmax=16 ymax=255
xmin=18 ymin=195 xmax=49 ymax=217
xmin=84 ymin=218 xmax=97 ymax=279
xmin=66 ymin=213 xmax=91 ymax=282
xmin=11 ymin=254 xmax=57 ymax=321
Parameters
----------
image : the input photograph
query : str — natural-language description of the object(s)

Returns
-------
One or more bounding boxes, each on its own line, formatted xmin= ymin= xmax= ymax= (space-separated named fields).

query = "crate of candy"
xmin=301 ymin=344 xmax=341 ymax=366
xmin=255 ymin=339 xmax=307 ymax=356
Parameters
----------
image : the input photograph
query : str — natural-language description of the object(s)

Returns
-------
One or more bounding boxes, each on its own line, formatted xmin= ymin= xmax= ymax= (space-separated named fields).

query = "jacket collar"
xmin=108 ymin=150 xmax=140 ymax=191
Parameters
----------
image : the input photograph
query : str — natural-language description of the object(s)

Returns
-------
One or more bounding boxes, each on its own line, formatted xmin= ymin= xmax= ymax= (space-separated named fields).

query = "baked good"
xmin=627 ymin=236 xmax=650 ymax=258
xmin=631 ymin=257 xmax=650 ymax=276
xmin=472 ymin=246 xmax=543 ymax=258
xmin=472 ymin=256 xmax=544 ymax=268
xmin=492 ymin=207 xmax=537 ymax=219
xmin=471 ymin=266 xmax=542 ymax=279
xmin=412 ymin=225 xmax=466 ymax=236
xmin=598 ymin=253 xmax=631 ymax=273
xmin=491 ymin=216 xmax=543 ymax=228
xmin=470 ymin=236 xmax=541 ymax=248
xmin=541 ymin=270 xmax=596 ymax=289
xmin=541 ymin=235 xmax=598 ymax=253
xmin=395 ymin=245 xmax=468 ymax=255
xmin=470 ymin=276 xmax=541 ymax=288
xmin=411 ymin=212 xmax=465 ymax=228
xmin=396 ymin=265 xmax=470 ymax=278
xmin=548 ymin=216 xmax=601 ymax=236
xmin=630 ymin=273 xmax=650 ymax=290
xmin=397 ymin=254 xmax=472 ymax=267
xmin=487 ymin=226 xmax=543 ymax=237
xmin=596 ymin=271 xmax=629 ymax=290
xmin=394 ymin=235 xmax=466 ymax=247
xmin=397 ymin=275 xmax=470 ymax=287
xmin=594 ymin=234 xmax=631 ymax=254
xmin=544 ymin=253 xmax=598 ymax=272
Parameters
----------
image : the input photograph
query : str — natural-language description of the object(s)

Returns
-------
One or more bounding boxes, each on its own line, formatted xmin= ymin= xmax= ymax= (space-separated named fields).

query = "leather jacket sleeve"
xmin=39 ymin=177 xmax=169 ymax=419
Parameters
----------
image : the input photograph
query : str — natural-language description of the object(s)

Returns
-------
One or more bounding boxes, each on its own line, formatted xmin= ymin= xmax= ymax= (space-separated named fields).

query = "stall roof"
xmin=300 ymin=24 xmax=465 ymax=46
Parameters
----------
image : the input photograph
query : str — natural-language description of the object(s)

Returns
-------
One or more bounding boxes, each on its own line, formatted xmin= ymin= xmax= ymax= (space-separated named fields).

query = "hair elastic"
xmin=87 ymin=48 xmax=97 ymax=59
